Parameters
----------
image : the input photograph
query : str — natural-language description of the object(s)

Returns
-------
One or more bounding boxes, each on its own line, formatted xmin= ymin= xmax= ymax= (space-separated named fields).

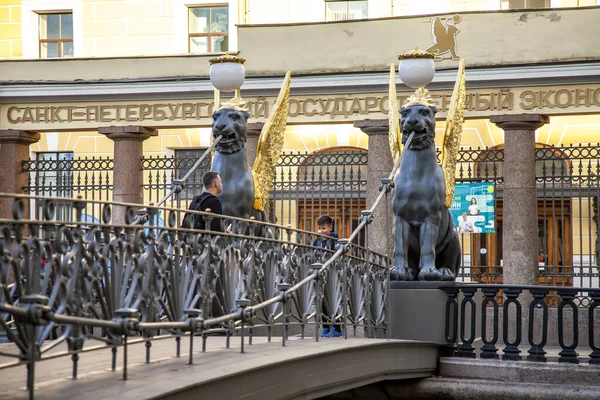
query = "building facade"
xmin=1 ymin=2 xmax=599 ymax=287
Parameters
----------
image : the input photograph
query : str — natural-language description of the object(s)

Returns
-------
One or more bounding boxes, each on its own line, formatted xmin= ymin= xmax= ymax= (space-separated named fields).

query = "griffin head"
xmin=212 ymin=108 xmax=250 ymax=154
xmin=400 ymin=104 xmax=438 ymax=150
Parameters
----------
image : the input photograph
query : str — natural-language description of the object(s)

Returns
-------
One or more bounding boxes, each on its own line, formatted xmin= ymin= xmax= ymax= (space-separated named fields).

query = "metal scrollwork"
xmin=0 ymin=193 xmax=389 ymax=397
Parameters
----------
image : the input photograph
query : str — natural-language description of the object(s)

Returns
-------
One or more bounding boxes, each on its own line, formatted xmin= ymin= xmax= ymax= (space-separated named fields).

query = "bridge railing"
xmin=0 ymin=191 xmax=389 ymax=398
xmin=442 ymin=284 xmax=600 ymax=364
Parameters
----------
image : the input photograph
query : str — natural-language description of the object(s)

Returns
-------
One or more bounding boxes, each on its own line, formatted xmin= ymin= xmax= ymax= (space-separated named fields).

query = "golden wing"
xmin=388 ymin=63 xmax=402 ymax=163
xmin=251 ymin=71 xmax=291 ymax=211
xmin=441 ymin=58 xmax=467 ymax=208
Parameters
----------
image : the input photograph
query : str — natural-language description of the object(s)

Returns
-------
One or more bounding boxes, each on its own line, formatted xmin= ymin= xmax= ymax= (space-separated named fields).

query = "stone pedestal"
xmin=490 ymin=114 xmax=549 ymax=286
xmin=389 ymin=282 xmax=481 ymax=350
xmin=354 ymin=119 xmax=393 ymax=256
xmin=0 ymin=130 xmax=40 ymax=219
xmin=245 ymin=122 xmax=264 ymax=168
xmin=99 ymin=126 xmax=157 ymax=224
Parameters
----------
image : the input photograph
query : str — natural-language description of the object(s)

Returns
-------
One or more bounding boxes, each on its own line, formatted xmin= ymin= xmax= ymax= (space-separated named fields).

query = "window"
xmin=500 ymin=0 xmax=549 ymax=9
xmin=38 ymin=12 xmax=73 ymax=58
xmin=188 ymin=5 xmax=228 ymax=53
xmin=325 ymin=1 xmax=368 ymax=22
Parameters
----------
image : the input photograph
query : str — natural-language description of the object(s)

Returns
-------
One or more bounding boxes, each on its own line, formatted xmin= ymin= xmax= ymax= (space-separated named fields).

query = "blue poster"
xmin=450 ymin=183 xmax=495 ymax=233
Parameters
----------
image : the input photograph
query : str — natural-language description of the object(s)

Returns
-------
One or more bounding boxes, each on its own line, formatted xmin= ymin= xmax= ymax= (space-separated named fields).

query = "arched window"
xmin=269 ymin=146 xmax=367 ymax=243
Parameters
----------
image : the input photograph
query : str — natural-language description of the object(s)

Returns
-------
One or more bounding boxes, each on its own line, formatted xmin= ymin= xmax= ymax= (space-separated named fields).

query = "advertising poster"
xmin=450 ymin=183 xmax=495 ymax=234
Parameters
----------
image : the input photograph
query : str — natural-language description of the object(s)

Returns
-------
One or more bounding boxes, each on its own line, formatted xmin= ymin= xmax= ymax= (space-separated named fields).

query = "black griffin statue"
xmin=210 ymin=72 xmax=291 ymax=221
xmin=388 ymin=60 xmax=466 ymax=281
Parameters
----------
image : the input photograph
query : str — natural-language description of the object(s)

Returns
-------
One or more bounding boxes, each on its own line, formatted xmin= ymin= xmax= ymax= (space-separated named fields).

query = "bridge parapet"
xmin=0 ymin=193 xmax=389 ymax=398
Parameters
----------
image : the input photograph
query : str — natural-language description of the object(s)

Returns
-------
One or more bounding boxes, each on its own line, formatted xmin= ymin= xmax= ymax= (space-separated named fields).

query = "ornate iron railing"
xmin=21 ymin=143 xmax=599 ymax=287
xmin=442 ymin=284 xmax=600 ymax=364
xmin=142 ymin=152 xmax=212 ymax=209
xmin=269 ymin=149 xmax=368 ymax=240
xmin=0 ymin=192 xmax=390 ymax=399
xmin=22 ymin=156 xmax=114 ymax=223
xmin=439 ymin=144 xmax=600 ymax=288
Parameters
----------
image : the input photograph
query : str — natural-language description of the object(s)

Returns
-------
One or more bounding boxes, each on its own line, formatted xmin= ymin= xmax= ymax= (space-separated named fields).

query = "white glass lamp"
xmin=208 ymin=53 xmax=246 ymax=92
xmin=397 ymin=48 xmax=436 ymax=89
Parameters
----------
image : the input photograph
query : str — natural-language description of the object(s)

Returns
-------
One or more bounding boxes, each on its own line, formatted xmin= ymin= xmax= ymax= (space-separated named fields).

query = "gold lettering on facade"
xmin=22 ymin=108 xmax=34 ymax=123
xmin=140 ymin=104 xmax=152 ymax=120
xmin=182 ymin=103 xmax=194 ymax=120
xmin=125 ymin=104 xmax=138 ymax=121
xmin=303 ymin=98 xmax=317 ymax=116
xmin=167 ymin=103 xmax=180 ymax=120
xmin=99 ymin=105 xmax=111 ymax=122
xmin=554 ymin=89 xmax=572 ymax=109
xmin=4 ymin=86 xmax=600 ymax=128
xmin=288 ymin=99 xmax=301 ymax=117
xmin=7 ymin=106 xmax=21 ymax=123
xmin=154 ymin=104 xmax=167 ymax=121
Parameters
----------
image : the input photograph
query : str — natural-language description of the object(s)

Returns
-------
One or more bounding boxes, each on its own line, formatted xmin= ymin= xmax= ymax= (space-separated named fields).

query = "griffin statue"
xmin=388 ymin=57 xmax=466 ymax=281
xmin=210 ymin=71 xmax=292 ymax=222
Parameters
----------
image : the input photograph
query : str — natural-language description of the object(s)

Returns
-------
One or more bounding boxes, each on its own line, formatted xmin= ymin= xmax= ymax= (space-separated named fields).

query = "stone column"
xmin=354 ymin=119 xmax=394 ymax=256
xmin=245 ymin=122 xmax=264 ymax=167
xmin=99 ymin=126 xmax=157 ymax=224
xmin=0 ymin=130 xmax=40 ymax=219
xmin=490 ymin=114 xmax=549 ymax=286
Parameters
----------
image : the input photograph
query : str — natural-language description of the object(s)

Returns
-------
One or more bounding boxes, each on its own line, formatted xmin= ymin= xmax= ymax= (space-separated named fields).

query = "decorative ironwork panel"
xmin=0 ymin=193 xmax=388 ymax=396
xmin=270 ymin=148 xmax=368 ymax=244
xmin=142 ymin=152 xmax=212 ymax=209
xmin=22 ymin=154 xmax=114 ymax=223
xmin=446 ymin=144 xmax=600 ymax=290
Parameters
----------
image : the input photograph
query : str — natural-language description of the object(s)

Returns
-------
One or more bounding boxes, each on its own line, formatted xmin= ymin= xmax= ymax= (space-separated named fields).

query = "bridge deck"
xmin=0 ymin=336 xmax=438 ymax=400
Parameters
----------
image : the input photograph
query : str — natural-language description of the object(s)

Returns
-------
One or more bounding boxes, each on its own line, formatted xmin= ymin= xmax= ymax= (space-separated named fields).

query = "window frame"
xmin=38 ymin=11 xmax=74 ymax=58
xmin=501 ymin=0 xmax=550 ymax=9
xmin=187 ymin=4 xmax=229 ymax=54
xmin=324 ymin=0 xmax=368 ymax=22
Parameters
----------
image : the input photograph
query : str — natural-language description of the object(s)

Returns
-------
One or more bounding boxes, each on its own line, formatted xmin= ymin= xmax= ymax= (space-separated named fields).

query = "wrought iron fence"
xmin=269 ymin=148 xmax=368 ymax=246
xmin=441 ymin=144 xmax=600 ymax=288
xmin=0 ymin=193 xmax=388 ymax=398
xmin=443 ymin=284 xmax=600 ymax=364
xmin=22 ymin=155 xmax=113 ymax=223
xmin=142 ymin=151 xmax=212 ymax=210
xmin=22 ymin=143 xmax=600 ymax=289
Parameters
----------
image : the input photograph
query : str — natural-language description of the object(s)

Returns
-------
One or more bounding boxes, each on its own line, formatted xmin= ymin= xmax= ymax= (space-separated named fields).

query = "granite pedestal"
xmin=389 ymin=281 xmax=481 ymax=351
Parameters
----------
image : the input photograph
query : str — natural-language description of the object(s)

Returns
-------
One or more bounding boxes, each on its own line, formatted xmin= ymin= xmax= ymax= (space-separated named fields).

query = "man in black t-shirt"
xmin=182 ymin=171 xmax=224 ymax=232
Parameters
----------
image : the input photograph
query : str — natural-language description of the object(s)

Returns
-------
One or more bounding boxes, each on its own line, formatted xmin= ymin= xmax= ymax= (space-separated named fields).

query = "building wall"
xmin=2 ymin=1 xmax=599 ymax=60
xmin=0 ymin=1 xmax=22 ymax=58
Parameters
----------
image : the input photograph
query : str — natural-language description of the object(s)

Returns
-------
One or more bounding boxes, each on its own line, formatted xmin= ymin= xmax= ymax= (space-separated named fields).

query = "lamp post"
xmin=208 ymin=52 xmax=247 ymax=109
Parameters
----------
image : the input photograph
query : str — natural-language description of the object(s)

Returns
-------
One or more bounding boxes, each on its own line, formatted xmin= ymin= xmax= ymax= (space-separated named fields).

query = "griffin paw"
xmin=390 ymin=266 xmax=415 ymax=281
xmin=439 ymin=267 xmax=456 ymax=281
xmin=418 ymin=267 xmax=443 ymax=281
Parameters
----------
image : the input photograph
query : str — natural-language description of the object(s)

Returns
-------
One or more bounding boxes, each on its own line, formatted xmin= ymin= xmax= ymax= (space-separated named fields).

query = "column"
xmin=245 ymin=122 xmax=264 ymax=167
xmin=99 ymin=126 xmax=157 ymax=224
xmin=490 ymin=114 xmax=549 ymax=286
xmin=354 ymin=119 xmax=394 ymax=256
xmin=0 ymin=130 xmax=40 ymax=220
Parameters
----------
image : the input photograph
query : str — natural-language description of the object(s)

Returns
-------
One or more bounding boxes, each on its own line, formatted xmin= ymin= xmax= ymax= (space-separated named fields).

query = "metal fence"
xmin=139 ymin=148 xmax=369 ymax=242
xmin=22 ymin=154 xmax=113 ymax=223
xmin=269 ymin=148 xmax=368 ymax=245
xmin=0 ymin=193 xmax=388 ymax=398
xmin=448 ymin=143 xmax=600 ymax=288
xmin=22 ymin=144 xmax=600 ymax=288
xmin=142 ymin=152 xmax=212 ymax=211
xmin=443 ymin=284 xmax=600 ymax=364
